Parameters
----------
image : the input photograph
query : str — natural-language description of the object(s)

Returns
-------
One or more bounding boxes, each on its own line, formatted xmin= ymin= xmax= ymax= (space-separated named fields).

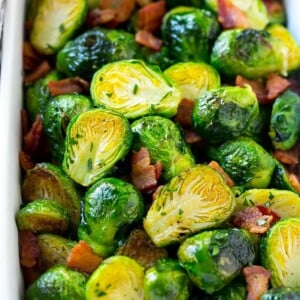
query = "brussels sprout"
xmin=43 ymin=94 xmax=92 ymax=164
xmin=164 ymin=62 xmax=221 ymax=101
xmin=131 ymin=116 xmax=195 ymax=181
xmin=260 ymin=218 xmax=300 ymax=288
xmin=25 ymin=265 xmax=86 ymax=300
xmin=90 ymin=59 xmax=181 ymax=119
xmin=86 ymin=255 xmax=144 ymax=299
xmin=210 ymin=28 xmax=286 ymax=79
xmin=21 ymin=162 xmax=82 ymax=232
xmin=144 ymin=165 xmax=235 ymax=247
xmin=25 ymin=70 xmax=61 ymax=121
xmin=144 ymin=258 xmax=191 ymax=300
xmin=178 ymin=228 xmax=256 ymax=294
xmin=192 ymin=85 xmax=259 ymax=144
xmin=78 ymin=178 xmax=144 ymax=257
xmin=16 ymin=199 xmax=71 ymax=235
xmin=161 ymin=7 xmax=220 ymax=63
xmin=207 ymin=137 xmax=276 ymax=189
xmin=165 ymin=0 xmax=203 ymax=10
xmin=56 ymin=28 xmax=140 ymax=80
xmin=30 ymin=0 xmax=87 ymax=55
xmin=235 ymin=188 xmax=300 ymax=218
xmin=204 ymin=0 xmax=218 ymax=13
xmin=261 ymin=287 xmax=300 ymax=300
xmin=62 ymin=108 xmax=132 ymax=187
xmin=269 ymin=90 xmax=300 ymax=150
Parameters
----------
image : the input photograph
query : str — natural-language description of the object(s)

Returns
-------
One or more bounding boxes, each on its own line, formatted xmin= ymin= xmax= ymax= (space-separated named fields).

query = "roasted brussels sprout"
xmin=261 ymin=287 xmax=300 ymax=300
xmin=178 ymin=228 xmax=256 ymax=294
xmin=269 ymin=90 xmax=300 ymax=150
xmin=164 ymin=62 xmax=221 ymax=101
xmin=30 ymin=0 xmax=87 ymax=55
xmin=90 ymin=59 xmax=181 ymax=119
xmin=86 ymin=255 xmax=144 ymax=299
xmin=78 ymin=177 xmax=144 ymax=257
xmin=144 ymin=165 xmax=235 ymax=247
xmin=207 ymin=137 xmax=276 ymax=189
xmin=260 ymin=218 xmax=300 ymax=288
xmin=62 ymin=108 xmax=132 ymax=187
xmin=144 ymin=258 xmax=191 ymax=300
xmin=161 ymin=6 xmax=220 ymax=63
xmin=16 ymin=199 xmax=71 ymax=235
xmin=56 ymin=28 xmax=140 ymax=80
xmin=192 ymin=85 xmax=259 ymax=144
xmin=25 ymin=265 xmax=86 ymax=300
xmin=43 ymin=94 xmax=92 ymax=164
xmin=131 ymin=116 xmax=195 ymax=181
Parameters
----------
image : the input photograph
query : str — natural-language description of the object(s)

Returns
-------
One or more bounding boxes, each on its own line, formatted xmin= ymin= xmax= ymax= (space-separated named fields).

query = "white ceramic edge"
xmin=284 ymin=0 xmax=300 ymax=44
xmin=0 ymin=0 xmax=25 ymax=299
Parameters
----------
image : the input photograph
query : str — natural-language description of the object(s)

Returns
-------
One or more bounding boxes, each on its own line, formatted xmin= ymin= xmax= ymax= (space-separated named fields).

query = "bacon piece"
xmin=22 ymin=267 xmax=41 ymax=288
xmin=67 ymin=241 xmax=103 ymax=274
xmin=131 ymin=147 xmax=162 ymax=193
xmin=273 ymin=148 xmax=299 ymax=167
xmin=232 ymin=206 xmax=273 ymax=234
xmin=183 ymin=129 xmax=202 ymax=144
xmin=208 ymin=160 xmax=235 ymax=187
xmin=173 ymin=99 xmax=194 ymax=128
xmin=86 ymin=8 xmax=116 ymax=27
xmin=288 ymin=173 xmax=300 ymax=194
xmin=19 ymin=151 xmax=35 ymax=172
xmin=138 ymin=1 xmax=166 ymax=34
xmin=24 ymin=60 xmax=51 ymax=84
xmin=243 ymin=265 xmax=271 ymax=300
xmin=19 ymin=231 xmax=40 ymax=268
xmin=262 ymin=0 xmax=284 ymax=16
xmin=100 ymin=0 xmax=136 ymax=23
xmin=23 ymin=41 xmax=43 ymax=71
xmin=256 ymin=205 xmax=281 ymax=223
xmin=135 ymin=30 xmax=163 ymax=51
xmin=266 ymin=73 xmax=290 ymax=100
xmin=136 ymin=0 xmax=152 ymax=7
xmin=218 ymin=0 xmax=249 ymax=29
xmin=48 ymin=77 xmax=90 ymax=96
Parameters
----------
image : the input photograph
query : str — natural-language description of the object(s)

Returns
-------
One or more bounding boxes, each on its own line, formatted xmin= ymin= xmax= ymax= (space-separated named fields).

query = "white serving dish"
xmin=0 ymin=0 xmax=299 ymax=298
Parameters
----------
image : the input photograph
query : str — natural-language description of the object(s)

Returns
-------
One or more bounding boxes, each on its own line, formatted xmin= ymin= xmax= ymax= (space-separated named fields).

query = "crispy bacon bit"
xmin=67 ymin=241 xmax=103 ymax=274
xmin=23 ymin=41 xmax=43 ymax=71
xmin=131 ymin=147 xmax=162 ymax=193
xmin=21 ymin=109 xmax=30 ymax=136
xmin=273 ymin=149 xmax=299 ymax=167
xmin=22 ymin=267 xmax=41 ymax=288
xmin=24 ymin=60 xmax=51 ymax=84
xmin=100 ymin=0 xmax=136 ymax=23
xmin=138 ymin=1 xmax=166 ymax=34
xmin=256 ymin=205 xmax=281 ymax=223
xmin=232 ymin=206 xmax=273 ymax=234
xmin=135 ymin=30 xmax=163 ymax=51
xmin=173 ymin=99 xmax=194 ymax=128
xmin=136 ymin=0 xmax=152 ymax=7
xmin=183 ymin=129 xmax=202 ymax=144
xmin=19 ymin=151 xmax=35 ymax=172
xmin=208 ymin=160 xmax=235 ymax=187
xmin=19 ymin=231 xmax=40 ymax=268
xmin=218 ymin=0 xmax=249 ymax=29
xmin=266 ymin=73 xmax=290 ymax=100
xmin=243 ymin=265 xmax=271 ymax=300
xmin=288 ymin=173 xmax=300 ymax=194
xmin=86 ymin=8 xmax=116 ymax=27
xmin=48 ymin=77 xmax=90 ymax=96
xmin=262 ymin=0 xmax=284 ymax=16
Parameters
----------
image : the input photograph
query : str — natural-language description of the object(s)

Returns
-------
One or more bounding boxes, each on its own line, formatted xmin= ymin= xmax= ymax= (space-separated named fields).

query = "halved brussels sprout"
xmin=16 ymin=199 xmax=71 ymax=235
xmin=62 ymin=108 xmax=132 ymax=187
xmin=43 ymin=94 xmax=92 ymax=164
xmin=261 ymin=287 xmax=300 ymax=300
xmin=144 ymin=258 xmax=191 ymax=300
xmin=144 ymin=164 xmax=235 ymax=247
xmin=192 ymin=85 xmax=259 ymax=144
xmin=90 ymin=59 xmax=181 ymax=119
xmin=260 ymin=218 xmax=300 ymax=288
xmin=30 ymin=0 xmax=87 ymax=55
xmin=164 ymin=62 xmax=221 ymax=101
xmin=178 ymin=228 xmax=256 ymax=294
xmin=131 ymin=116 xmax=195 ymax=182
xmin=207 ymin=137 xmax=276 ymax=189
xmin=78 ymin=177 xmax=144 ymax=257
xmin=26 ymin=265 xmax=86 ymax=300
xmin=86 ymin=255 xmax=144 ymax=299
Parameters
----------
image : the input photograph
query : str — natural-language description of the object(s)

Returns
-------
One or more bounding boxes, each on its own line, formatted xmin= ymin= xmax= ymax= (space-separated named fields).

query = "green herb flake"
xmin=59 ymin=23 xmax=65 ymax=33
xmin=106 ymin=92 xmax=112 ymax=98
xmin=133 ymin=84 xmax=139 ymax=95
xmin=87 ymin=158 xmax=93 ymax=171
xmin=178 ymin=208 xmax=184 ymax=216
xmin=268 ymin=192 xmax=275 ymax=200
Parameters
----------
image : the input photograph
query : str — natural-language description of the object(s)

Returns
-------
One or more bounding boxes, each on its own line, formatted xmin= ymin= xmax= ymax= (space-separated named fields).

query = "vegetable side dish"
xmin=18 ymin=0 xmax=300 ymax=299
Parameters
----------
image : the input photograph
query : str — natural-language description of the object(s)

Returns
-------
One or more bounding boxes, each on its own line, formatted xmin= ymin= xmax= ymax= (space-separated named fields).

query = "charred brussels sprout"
xmin=62 ymin=108 xmax=132 ymax=187
xmin=78 ymin=178 xmax=144 ymax=257
xmin=261 ymin=287 xmax=300 ymax=300
xmin=25 ymin=265 xmax=86 ymax=300
xmin=260 ymin=218 xmax=300 ymax=288
xmin=208 ymin=137 xmax=276 ymax=189
xmin=90 ymin=59 xmax=181 ymax=119
xmin=144 ymin=165 xmax=235 ymax=247
xmin=164 ymin=62 xmax=221 ymax=101
xmin=269 ymin=90 xmax=300 ymax=150
xmin=56 ymin=28 xmax=140 ymax=80
xmin=192 ymin=85 xmax=259 ymax=144
xmin=86 ymin=255 xmax=144 ymax=299
xmin=131 ymin=116 xmax=195 ymax=181
xmin=161 ymin=7 xmax=220 ymax=63
xmin=30 ymin=0 xmax=87 ymax=55
xmin=178 ymin=228 xmax=256 ymax=294
xmin=144 ymin=258 xmax=191 ymax=300
xmin=43 ymin=94 xmax=92 ymax=164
